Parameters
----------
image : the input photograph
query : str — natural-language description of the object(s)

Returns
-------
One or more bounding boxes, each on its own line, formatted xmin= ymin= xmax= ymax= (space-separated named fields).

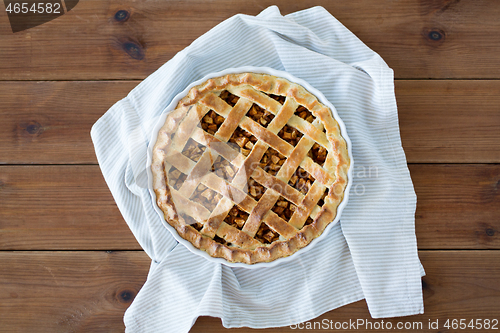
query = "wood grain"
xmin=1 ymin=164 xmax=498 ymax=250
xmin=190 ymin=251 xmax=500 ymax=332
xmin=0 ymin=165 xmax=140 ymax=250
xmin=1 ymin=80 xmax=499 ymax=165
xmin=1 ymin=0 xmax=499 ymax=80
xmin=411 ymin=164 xmax=500 ymax=249
xmin=0 ymin=251 xmax=150 ymax=333
xmin=0 ymin=81 xmax=138 ymax=164
xmin=398 ymin=80 xmax=500 ymax=163
xmin=0 ymin=251 xmax=498 ymax=332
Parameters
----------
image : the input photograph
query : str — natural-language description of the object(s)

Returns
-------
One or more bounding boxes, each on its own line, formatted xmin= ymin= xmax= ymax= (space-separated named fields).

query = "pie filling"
xmin=190 ymin=183 xmax=222 ymax=211
xmin=224 ymin=206 xmax=248 ymax=230
xmin=211 ymin=155 xmax=237 ymax=182
xmin=278 ymin=124 xmax=302 ymax=146
xmin=168 ymin=166 xmax=187 ymax=190
xmin=200 ymin=110 xmax=225 ymax=135
xmin=272 ymin=196 xmax=296 ymax=222
xmin=260 ymin=147 xmax=285 ymax=176
xmin=304 ymin=217 xmax=314 ymax=226
xmin=248 ymin=177 xmax=266 ymax=200
xmin=214 ymin=235 xmax=228 ymax=245
xmin=289 ymin=167 xmax=314 ymax=195
xmin=317 ymin=188 xmax=329 ymax=207
xmin=256 ymin=222 xmax=280 ymax=244
xmin=182 ymin=138 xmax=206 ymax=162
xmin=295 ymin=105 xmax=316 ymax=123
xmin=266 ymin=93 xmax=286 ymax=105
xmin=229 ymin=127 xmax=257 ymax=156
xmin=308 ymin=142 xmax=327 ymax=167
xmin=220 ymin=90 xmax=240 ymax=106
xmin=182 ymin=214 xmax=203 ymax=231
xmin=246 ymin=103 xmax=274 ymax=128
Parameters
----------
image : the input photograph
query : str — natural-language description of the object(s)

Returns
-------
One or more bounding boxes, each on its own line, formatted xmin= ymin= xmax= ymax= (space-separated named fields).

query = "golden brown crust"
xmin=151 ymin=72 xmax=350 ymax=264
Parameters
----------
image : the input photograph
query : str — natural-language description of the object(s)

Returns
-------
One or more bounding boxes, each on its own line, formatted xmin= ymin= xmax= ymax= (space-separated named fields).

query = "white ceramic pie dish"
xmin=146 ymin=66 xmax=353 ymax=269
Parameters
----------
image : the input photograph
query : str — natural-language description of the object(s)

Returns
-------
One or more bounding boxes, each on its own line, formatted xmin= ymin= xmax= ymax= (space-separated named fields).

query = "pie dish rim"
xmin=146 ymin=66 xmax=354 ymax=268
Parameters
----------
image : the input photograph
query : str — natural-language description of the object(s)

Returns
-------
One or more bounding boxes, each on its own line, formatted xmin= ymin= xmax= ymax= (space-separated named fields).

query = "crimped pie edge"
xmin=151 ymin=71 xmax=350 ymax=265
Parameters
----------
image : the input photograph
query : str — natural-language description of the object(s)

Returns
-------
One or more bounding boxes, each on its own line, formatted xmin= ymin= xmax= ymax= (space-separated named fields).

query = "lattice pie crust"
xmin=151 ymin=73 xmax=349 ymax=264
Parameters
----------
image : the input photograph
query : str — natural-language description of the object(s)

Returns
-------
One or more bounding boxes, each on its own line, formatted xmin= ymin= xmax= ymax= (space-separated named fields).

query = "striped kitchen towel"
xmin=91 ymin=5 xmax=424 ymax=333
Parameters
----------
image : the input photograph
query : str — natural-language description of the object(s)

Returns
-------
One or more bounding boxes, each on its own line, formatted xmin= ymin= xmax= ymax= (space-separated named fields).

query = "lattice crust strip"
xmin=151 ymin=72 xmax=349 ymax=263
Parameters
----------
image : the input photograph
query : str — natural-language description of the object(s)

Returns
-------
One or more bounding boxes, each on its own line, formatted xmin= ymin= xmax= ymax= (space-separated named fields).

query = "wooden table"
xmin=1 ymin=1 xmax=499 ymax=332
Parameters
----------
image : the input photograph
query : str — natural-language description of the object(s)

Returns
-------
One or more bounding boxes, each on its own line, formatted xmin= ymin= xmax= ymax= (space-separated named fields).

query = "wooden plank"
xmin=1 ymin=164 xmax=498 ymax=250
xmin=0 ymin=251 xmax=150 ymax=333
xmin=190 ymin=251 xmax=500 ymax=332
xmin=410 ymin=164 xmax=500 ymax=250
xmin=0 ymin=251 xmax=499 ymax=332
xmin=0 ymin=165 xmax=141 ymax=250
xmin=1 ymin=80 xmax=499 ymax=164
xmin=398 ymin=80 xmax=500 ymax=163
xmin=0 ymin=81 xmax=138 ymax=165
xmin=1 ymin=0 xmax=499 ymax=80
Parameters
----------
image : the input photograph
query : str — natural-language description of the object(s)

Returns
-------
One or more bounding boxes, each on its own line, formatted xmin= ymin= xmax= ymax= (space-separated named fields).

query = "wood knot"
xmin=423 ymin=28 xmax=446 ymax=45
xmin=122 ymin=41 xmax=145 ymax=60
xmin=421 ymin=278 xmax=434 ymax=299
xmin=25 ymin=121 xmax=42 ymax=135
xmin=428 ymin=30 xmax=443 ymax=40
xmin=476 ymin=223 xmax=497 ymax=244
xmin=421 ymin=279 xmax=428 ymax=290
xmin=114 ymin=10 xmax=130 ymax=22
xmin=118 ymin=289 xmax=135 ymax=303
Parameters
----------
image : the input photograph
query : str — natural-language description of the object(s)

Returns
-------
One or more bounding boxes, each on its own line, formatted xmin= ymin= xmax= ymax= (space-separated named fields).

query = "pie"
xmin=151 ymin=72 xmax=350 ymax=264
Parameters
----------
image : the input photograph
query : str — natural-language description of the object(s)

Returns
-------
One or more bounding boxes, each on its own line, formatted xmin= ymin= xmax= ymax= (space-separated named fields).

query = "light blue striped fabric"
xmin=91 ymin=6 xmax=424 ymax=332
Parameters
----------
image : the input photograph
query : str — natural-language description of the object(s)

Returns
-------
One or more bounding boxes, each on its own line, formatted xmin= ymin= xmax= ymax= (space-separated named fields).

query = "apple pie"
xmin=151 ymin=72 xmax=349 ymax=264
